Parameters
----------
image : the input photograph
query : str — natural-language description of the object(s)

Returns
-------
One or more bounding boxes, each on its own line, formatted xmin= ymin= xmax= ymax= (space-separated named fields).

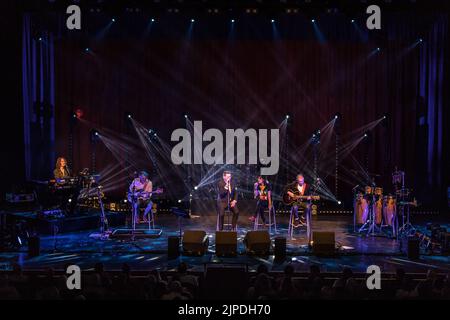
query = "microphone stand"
xmin=227 ymin=180 xmax=231 ymax=231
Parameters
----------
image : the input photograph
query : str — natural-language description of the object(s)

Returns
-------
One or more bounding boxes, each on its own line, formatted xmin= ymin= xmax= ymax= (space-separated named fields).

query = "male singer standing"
xmin=216 ymin=171 xmax=239 ymax=231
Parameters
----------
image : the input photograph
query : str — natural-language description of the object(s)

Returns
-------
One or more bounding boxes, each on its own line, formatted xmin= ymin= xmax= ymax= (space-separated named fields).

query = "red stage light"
xmin=75 ymin=108 xmax=84 ymax=119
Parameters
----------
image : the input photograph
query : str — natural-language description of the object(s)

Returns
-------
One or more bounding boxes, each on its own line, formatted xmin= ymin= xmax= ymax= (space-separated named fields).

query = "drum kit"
xmin=353 ymin=170 xmax=417 ymax=238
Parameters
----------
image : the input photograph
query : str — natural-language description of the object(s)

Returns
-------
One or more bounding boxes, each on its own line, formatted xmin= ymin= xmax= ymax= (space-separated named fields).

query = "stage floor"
xmin=1 ymin=214 xmax=449 ymax=273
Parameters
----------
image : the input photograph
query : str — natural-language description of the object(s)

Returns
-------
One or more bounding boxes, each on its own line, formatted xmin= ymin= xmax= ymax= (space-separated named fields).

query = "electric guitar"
xmin=127 ymin=187 xmax=163 ymax=202
xmin=283 ymin=190 xmax=320 ymax=205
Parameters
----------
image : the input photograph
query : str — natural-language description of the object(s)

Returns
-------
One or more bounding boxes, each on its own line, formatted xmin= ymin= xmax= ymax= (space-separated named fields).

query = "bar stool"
xmin=253 ymin=205 xmax=277 ymax=234
xmin=287 ymin=206 xmax=306 ymax=240
xmin=216 ymin=208 xmax=236 ymax=231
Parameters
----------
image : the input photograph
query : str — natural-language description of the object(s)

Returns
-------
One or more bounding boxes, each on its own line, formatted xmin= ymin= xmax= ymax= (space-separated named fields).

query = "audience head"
xmin=256 ymin=264 xmax=269 ymax=274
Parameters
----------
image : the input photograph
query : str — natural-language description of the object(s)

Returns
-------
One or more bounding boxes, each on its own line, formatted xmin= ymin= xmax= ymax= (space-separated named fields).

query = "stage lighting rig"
xmin=90 ymin=129 xmax=100 ymax=142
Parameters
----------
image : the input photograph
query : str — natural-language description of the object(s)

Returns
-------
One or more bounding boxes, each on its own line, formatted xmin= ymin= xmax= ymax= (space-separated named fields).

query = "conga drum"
xmin=354 ymin=193 xmax=368 ymax=224
xmin=383 ymin=195 xmax=396 ymax=226
xmin=374 ymin=187 xmax=383 ymax=197
xmin=373 ymin=198 xmax=383 ymax=224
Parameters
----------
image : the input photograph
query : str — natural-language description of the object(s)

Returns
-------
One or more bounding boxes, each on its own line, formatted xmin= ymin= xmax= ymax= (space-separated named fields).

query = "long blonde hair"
xmin=55 ymin=157 xmax=67 ymax=169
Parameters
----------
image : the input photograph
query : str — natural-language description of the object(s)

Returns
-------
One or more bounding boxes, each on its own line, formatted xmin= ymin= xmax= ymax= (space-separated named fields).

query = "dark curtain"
xmin=22 ymin=14 xmax=55 ymax=181
xmin=21 ymin=12 xmax=448 ymax=207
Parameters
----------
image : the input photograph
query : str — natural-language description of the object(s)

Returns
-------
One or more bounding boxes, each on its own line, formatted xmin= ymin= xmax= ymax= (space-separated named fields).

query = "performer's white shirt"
xmin=129 ymin=178 xmax=153 ymax=193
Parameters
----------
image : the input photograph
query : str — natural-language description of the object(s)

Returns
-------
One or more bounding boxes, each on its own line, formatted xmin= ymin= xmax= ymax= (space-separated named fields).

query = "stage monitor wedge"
xmin=168 ymin=236 xmax=180 ymax=259
xmin=244 ymin=231 xmax=271 ymax=255
xmin=312 ymin=231 xmax=335 ymax=256
xmin=215 ymin=231 xmax=237 ymax=257
xmin=182 ymin=230 xmax=209 ymax=256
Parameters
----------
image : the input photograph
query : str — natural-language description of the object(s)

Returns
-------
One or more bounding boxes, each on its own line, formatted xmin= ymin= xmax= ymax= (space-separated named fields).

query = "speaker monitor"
xmin=274 ymin=237 xmax=286 ymax=259
xmin=407 ymin=237 xmax=420 ymax=259
xmin=168 ymin=236 xmax=180 ymax=258
xmin=312 ymin=231 xmax=335 ymax=255
xmin=442 ymin=233 xmax=450 ymax=254
xmin=28 ymin=236 xmax=40 ymax=257
xmin=244 ymin=231 xmax=270 ymax=255
xmin=182 ymin=230 xmax=209 ymax=256
xmin=215 ymin=231 xmax=237 ymax=256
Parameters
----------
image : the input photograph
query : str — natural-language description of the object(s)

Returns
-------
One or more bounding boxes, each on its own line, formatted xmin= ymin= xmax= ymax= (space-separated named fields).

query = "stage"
xmin=1 ymin=212 xmax=449 ymax=274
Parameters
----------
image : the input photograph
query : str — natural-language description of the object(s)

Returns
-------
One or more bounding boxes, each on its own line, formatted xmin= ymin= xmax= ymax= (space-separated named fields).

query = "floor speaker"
xmin=215 ymin=231 xmax=237 ymax=256
xmin=407 ymin=237 xmax=420 ymax=259
xmin=168 ymin=236 xmax=180 ymax=258
xmin=312 ymin=231 xmax=335 ymax=256
xmin=28 ymin=236 xmax=40 ymax=257
xmin=244 ymin=231 xmax=270 ymax=255
xmin=274 ymin=237 xmax=286 ymax=259
xmin=182 ymin=230 xmax=209 ymax=256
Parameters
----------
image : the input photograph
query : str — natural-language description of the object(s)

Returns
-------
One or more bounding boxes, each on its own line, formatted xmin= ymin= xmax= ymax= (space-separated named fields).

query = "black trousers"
xmin=217 ymin=201 xmax=239 ymax=230
xmin=253 ymin=200 xmax=268 ymax=223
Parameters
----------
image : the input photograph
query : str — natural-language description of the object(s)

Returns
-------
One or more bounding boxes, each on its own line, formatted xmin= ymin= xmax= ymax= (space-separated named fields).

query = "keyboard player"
xmin=54 ymin=157 xmax=71 ymax=181
xmin=52 ymin=156 xmax=78 ymax=214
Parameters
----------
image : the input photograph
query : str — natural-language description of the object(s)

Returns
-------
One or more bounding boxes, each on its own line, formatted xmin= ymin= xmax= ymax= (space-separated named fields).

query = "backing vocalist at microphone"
xmin=216 ymin=171 xmax=239 ymax=231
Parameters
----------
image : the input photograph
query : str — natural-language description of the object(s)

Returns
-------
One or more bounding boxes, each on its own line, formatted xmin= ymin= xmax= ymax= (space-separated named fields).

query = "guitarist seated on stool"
xmin=284 ymin=174 xmax=312 ymax=226
xmin=216 ymin=171 xmax=239 ymax=231
xmin=129 ymin=171 xmax=153 ymax=223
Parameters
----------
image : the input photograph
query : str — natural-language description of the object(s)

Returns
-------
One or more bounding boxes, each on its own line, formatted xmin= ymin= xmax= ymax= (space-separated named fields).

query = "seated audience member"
xmin=247 ymin=273 xmax=276 ymax=300
xmin=177 ymin=262 xmax=198 ymax=287
xmin=0 ymin=275 xmax=20 ymax=300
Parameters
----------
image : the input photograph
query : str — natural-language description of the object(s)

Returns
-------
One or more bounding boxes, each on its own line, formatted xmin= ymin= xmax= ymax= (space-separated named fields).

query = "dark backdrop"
xmin=19 ymin=10 xmax=449 ymax=208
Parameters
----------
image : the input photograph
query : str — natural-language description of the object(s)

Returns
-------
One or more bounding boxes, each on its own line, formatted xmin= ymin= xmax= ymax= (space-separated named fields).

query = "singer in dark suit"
xmin=54 ymin=157 xmax=71 ymax=179
xmin=216 ymin=171 xmax=239 ymax=231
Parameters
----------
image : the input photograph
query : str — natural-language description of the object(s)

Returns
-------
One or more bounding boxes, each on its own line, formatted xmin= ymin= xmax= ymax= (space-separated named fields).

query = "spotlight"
xmin=419 ymin=38 xmax=423 ymax=43
xmin=184 ymin=114 xmax=188 ymax=119
xmin=95 ymin=132 xmax=99 ymax=136
xmin=285 ymin=115 xmax=290 ymax=119
xmin=231 ymin=19 xmax=235 ymax=23
xmin=154 ymin=133 xmax=157 ymax=137
xmin=383 ymin=115 xmax=387 ymax=119
xmin=194 ymin=186 xmax=198 ymax=190
xmin=271 ymin=19 xmax=275 ymax=23
xmin=337 ymin=201 xmax=342 ymax=205
xmin=335 ymin=115 xmax=338 ymax=119
xmin=191 ymin=19 xmax=195 ymax=22
xmin=85 ymin=48 xmax=90 ymax=52
xmin=334 ymin=112 xmax=341 ymax=120
xmin=38 ymin=37 xmax=42 ymax=41
xmin=377 ymin=47 xmax=380 ymax=51
xmin=72 ymin=112 xmax=77 ymax=119
xmin=351 ymin=19 xmax=355 ymax=23
xmin=364 ymin=133 xmax=368 ymax=138
xmin=111 ymin=18 xmax=115 ymax=22
xmin=68 ymin=198 xmax=72 ymax=203
xmin=311 ymin=19 xmax=315 ymax=23
xmin=178 ymin=199 xmax=182 ymax=203
xmin=124 ymin=199 xmax=127 ymax=203
xmin=127 ymin=114 xmax=132 ymax=119
xmin=151 ymin=18 xmax=155 ymax=22
xmin=317 ymin=130 xmax=321 ymax=134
